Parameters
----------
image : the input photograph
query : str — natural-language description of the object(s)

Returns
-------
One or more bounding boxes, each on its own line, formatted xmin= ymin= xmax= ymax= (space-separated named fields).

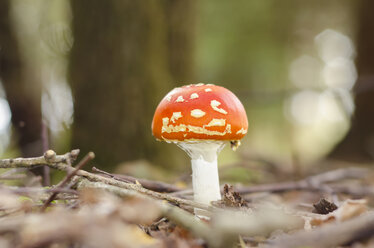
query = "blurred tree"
xmin=165 ymin=1 xmax=195 ymax=81
xmin=0 ymin=0 xmax=43 ymax=157
xmin=69 ymin=0 xmax=195 ymax=170
xmin=329 ymin=0 xmax=374 ymax=162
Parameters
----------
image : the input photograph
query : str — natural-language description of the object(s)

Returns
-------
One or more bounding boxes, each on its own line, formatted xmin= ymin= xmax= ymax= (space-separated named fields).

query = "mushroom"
xmin=152 ymin=83 xmax=248 ymax=213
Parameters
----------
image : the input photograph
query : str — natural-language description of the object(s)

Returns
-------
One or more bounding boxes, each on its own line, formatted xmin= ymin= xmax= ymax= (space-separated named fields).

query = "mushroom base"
xmin=177 ymin=141 xmax=225 ymax=207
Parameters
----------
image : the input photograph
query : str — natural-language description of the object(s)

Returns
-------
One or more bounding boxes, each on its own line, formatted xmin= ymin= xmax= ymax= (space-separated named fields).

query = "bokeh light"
xmin=323 ymin=57 xmax=357 ymax=90
xmin=285 ymin=28 xmax=356 ymax=162
xmin=289 ymin=55 xmax=322 ymax=89
xmin=286 ymin=90 xmax=320 ymax=125
xmin=0 ymin=98 xmax=11 ymax=133
xmin=314 ymin=29 xmax=355 ymax=62
xmin=42 ymin=78 xmax=73 ymax=134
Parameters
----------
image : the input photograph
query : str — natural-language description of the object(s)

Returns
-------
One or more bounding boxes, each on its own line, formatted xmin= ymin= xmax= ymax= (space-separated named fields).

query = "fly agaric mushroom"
xmin=152 ymin=83 xmax=248 ymax=209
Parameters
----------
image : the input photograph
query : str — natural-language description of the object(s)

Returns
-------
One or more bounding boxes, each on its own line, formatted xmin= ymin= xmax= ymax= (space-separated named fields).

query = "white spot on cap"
xmin=210 ymin=100 xmax=228 ymax=114
xmin=162 ymin=117 xmax=169 ymax=125
xmin=161 ymin=121 xmax=232 ymax=136
xmin=166 ymin=95 xmax=172 ymax=102
xmin=205 ymin=88 xmax=212 ymax=92
xmin=161 ymin=117 xmax=169 ymax=133
xmin=195 ymin=83 xmax=204 ymax=86
xmin=226 ymin=124 xmax=232 ymax=133
xmin=186 ymin=124 xmax=231 ymax=136
xmin=190 ymin=93 xmax=199 ymax=99
xmin=175 ymin=96 xmax=185 ymax=102
xmin=206 ymin=118 xmax=226 ymax=127
xmin=236 ymin=128 xmax=247 ymax=135
xmin=171 ymin=112 xmax=182 ymax=123
xmin=191 ymin=109 xmax=206 ymax=118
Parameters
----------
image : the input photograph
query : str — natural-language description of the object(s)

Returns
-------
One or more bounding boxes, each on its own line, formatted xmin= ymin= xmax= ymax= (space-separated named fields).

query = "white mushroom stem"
xmin=177 ymin=141 xmax=224 ymax=207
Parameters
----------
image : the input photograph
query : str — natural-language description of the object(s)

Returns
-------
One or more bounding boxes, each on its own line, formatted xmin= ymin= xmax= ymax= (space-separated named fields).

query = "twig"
xmin=0 ymin=149 xmax=80 ymax=170
xmin=236 ymin=167 xmax=370 ymax=196
xmin=77 ymin=179 xmax=231 ymax=248
xmin=266 ymin=211 xmax=374 ymax=248
xmin=40 ymin=152 xmax=95 ymax=211
xmin=0 ymin=150 xmax=210 ymax=211
xmin=92 ymin=167 xmax=182 ymax=193
xmin=75 ymin=169 xmax=211 ymax=210
xmin=78 ymin=179 xmax=303 ymax=248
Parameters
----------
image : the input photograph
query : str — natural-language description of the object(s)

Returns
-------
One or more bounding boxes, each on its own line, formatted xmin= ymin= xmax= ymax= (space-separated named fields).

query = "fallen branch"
xmin=78 ymin=179 xmax=303 ymax=248
xmin=267 ymin=211 xmax=374 ymax=248
xmin=236 ymin=167 xmax=370 ymax=196
xmin=76 ymin=178 xmax=225 ymax=247
xmin=74 ymin=169 xmax=211 ymax=210
xmin=92 ymin=167 xmax=181 ymax=193
xmin=0 ymin=149 xmax=80 ymax=170
xmin=41 ymin=152 xmax=95 ymax=211
xmin=0 ymin=150 xmax=211 ymax=211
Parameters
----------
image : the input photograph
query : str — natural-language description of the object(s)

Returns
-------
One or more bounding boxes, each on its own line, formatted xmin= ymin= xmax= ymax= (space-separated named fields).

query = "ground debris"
xmin=1 ymin=151 xmax=374 ymax=248
xmin=313 ymin=198 xmax=338 ymax=214
xmin=213 ymin=184 xmax=249 ymax=208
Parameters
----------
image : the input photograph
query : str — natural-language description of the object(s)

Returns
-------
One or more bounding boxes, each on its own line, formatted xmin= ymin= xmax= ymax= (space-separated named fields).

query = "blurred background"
xmin=0 ymin=0 xmax=373 ymax=184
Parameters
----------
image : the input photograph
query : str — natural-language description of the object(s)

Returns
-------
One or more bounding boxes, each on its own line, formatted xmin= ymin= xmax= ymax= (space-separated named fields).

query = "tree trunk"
xmin=328 ymin=0 xmax=374 ymax=162
xmin=69 ymin=0 xmax=195 ymax=170
xmin=165 ymin=0 xmax=195 ymax=82
xmin=0 ymin=0 xmax=42 ymax=157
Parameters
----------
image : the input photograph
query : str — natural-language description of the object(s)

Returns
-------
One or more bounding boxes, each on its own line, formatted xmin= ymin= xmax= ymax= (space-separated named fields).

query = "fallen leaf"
xmin=308 ymin=199 xmax=368 ymax=227
xmin=313 ymin=198 xmax=338 ymax=215
xmin=215 ymin=184 xmax=248 ymax=208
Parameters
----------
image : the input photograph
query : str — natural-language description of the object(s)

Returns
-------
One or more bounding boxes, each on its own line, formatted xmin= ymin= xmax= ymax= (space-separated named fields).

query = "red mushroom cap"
xmin=152 ymin=83 xmax=248 ymax=141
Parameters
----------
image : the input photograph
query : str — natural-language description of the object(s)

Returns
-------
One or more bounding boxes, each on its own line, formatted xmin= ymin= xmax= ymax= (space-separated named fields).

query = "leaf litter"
xmin=0 ymin=151 xmax=373 ymax=247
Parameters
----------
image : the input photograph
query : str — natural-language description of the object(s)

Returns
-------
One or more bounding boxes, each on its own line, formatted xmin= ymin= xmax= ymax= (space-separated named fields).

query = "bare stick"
xmin=0 ymin=149 xmax=80 ymax=170
xmin=74 ymin=169 xmax=211 ymax=210
xmin=77 ymin=179 xmax=231 ymax=248
xmin=78 ymin=179 xmax=302 ymax=248
xmin=236 ymin=167 xmax=370 ymax=196
xmin=92 ymin=167 xmax=182 ymax=193
xmin=0 ymin=150 xmax=209 ymax=210
xmin=40 ymin=152 xmax=95 ymax=211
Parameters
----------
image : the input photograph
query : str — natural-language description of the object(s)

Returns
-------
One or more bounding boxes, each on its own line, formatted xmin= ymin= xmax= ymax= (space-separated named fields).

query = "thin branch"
xmin=0 ymin=150 xmax=210 ymax=211
xmin=0 ymin=149 xmax=80 ymax=170
xmin=236 ymin=167 xmax=370 ymax=196
xmin=74 ymin=169 xmax=211 ymax=210
xmin=41 ymin=152 xmax=95 ymax=211
xmin=78 ymin=179 xmax=303 ymax=248
xmin=77 ymin=179 xmax=234 ymax=248
xmin=92 ymin=167 xmax=182 ymax=193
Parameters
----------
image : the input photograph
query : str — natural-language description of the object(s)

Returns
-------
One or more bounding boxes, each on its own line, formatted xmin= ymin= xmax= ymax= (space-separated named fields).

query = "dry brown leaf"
xmin=214 ymin=184 xmax=248 ymax=208
xmin=313 ymin=198 xmax=338 ymax=214
xmin=308 ymin=199 xmax=368 ymax=227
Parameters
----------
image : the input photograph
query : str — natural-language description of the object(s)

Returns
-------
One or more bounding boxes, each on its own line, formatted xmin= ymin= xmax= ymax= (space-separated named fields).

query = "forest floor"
xmin=0 ymin=149 xmax=373 ymax=248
